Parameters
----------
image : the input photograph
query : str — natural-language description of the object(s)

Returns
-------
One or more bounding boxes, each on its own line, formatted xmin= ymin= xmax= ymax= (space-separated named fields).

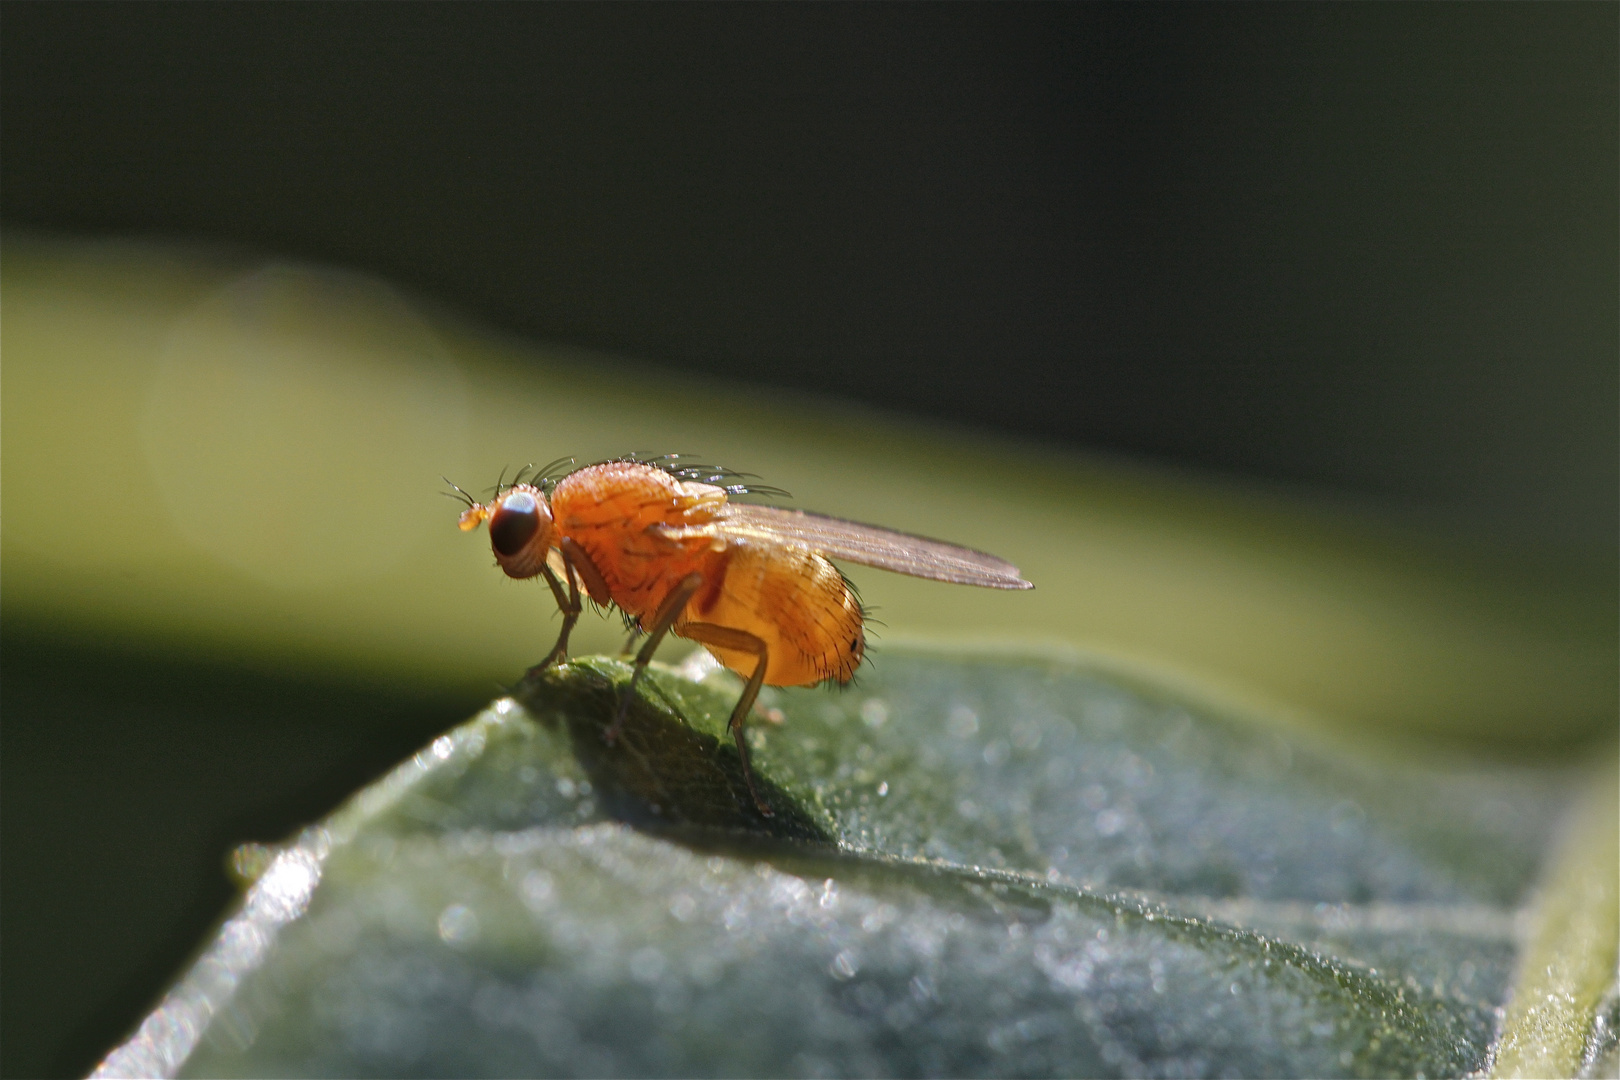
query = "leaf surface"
xmin=97 ymin=648 xmax=1593 ymax=1079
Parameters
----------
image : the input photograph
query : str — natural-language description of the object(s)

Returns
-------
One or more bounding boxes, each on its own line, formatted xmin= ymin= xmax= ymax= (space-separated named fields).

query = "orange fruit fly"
xmin=451 ymin=455 xmax=1032 ymax=815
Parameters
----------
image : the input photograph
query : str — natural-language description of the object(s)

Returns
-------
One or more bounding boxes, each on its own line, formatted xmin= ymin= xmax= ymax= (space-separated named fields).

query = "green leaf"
xmin=1490 ymin=765 xmax=1619 ymax=1079
xmin=96 ymin=647 xmax=1596 ymax=1079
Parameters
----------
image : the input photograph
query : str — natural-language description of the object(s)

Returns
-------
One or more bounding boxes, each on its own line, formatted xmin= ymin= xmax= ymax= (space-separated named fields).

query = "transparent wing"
xmin=718 ymin=504 xmax=1033 ymax=589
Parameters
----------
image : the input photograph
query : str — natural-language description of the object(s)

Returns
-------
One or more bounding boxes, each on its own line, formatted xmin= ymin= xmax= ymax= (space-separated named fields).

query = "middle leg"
xmin=606 ymin=572 xmax=704 ymax=743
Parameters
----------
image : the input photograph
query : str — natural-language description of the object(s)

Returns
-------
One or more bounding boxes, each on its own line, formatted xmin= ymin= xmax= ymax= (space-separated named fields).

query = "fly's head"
xmin=451 ymin=481 xmax=555 ymax=580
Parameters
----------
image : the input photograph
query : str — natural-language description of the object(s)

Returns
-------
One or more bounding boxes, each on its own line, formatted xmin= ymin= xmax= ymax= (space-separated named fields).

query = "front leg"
xmin=677 ymin=622 xmax=773 ymax=817
xmin=525 ymin=557 xmax=582 ymax=679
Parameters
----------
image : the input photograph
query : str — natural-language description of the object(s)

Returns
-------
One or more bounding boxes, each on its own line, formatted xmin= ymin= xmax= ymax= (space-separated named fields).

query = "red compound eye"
xmin=489 ymin=491 xmax=542 ymax=557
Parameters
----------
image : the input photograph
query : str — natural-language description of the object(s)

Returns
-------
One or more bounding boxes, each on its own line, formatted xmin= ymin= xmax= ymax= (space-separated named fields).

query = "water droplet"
xmin=228 ymin=843 xmax=275 ymax=887
xmin=629 ymin=947 xmax=667 ymax=984
xmin=860 ymin=699 xmax=889 ymax=728
xmin=946 ymin=705 xmax=980 ymax=738
xmin=437 ymin=903 xmax=480 ymax=946
xmin=520 ymin=870 xmax=554 ymax=910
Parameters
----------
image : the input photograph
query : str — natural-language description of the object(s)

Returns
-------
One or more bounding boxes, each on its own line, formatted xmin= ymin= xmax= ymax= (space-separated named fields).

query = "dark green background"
xmin=2 ymin=5 xmax=1615 ymax=1076
xmin=6 ymin=2 xmax=1615 ymax=551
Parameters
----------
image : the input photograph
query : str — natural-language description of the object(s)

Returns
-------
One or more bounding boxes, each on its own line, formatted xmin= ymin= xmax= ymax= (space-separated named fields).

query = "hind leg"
xmin=678 ymin=622 xmax=773 ymax=817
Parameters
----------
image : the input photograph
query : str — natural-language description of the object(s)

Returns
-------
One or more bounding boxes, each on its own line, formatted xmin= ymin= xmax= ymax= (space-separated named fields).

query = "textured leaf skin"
xmin=99 ymin=649 xmax=1578 ymax=1079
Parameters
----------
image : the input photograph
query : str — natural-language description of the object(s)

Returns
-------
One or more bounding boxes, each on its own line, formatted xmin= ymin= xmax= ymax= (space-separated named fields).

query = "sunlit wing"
xmin=717 ymin=504 xmax=1033 ymax=589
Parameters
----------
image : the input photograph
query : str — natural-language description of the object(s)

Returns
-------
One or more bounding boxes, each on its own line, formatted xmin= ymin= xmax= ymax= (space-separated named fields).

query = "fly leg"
xmin=559 ymin=537 xmax=612 ymax=605
xmin=676 ymin=622 xmax=773 ymax=817
xmin=526 ymin=556 xmax=582 ymax=678
xmin=606 ymin=572 xmax=704 ymax=744
xmin=620 ymin=625 xmax=644 ymax=656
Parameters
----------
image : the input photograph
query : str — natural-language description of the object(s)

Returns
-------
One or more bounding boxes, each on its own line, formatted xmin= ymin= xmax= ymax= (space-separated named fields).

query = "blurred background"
xmin=2 ymin=4 xmax=1614 ymax=1076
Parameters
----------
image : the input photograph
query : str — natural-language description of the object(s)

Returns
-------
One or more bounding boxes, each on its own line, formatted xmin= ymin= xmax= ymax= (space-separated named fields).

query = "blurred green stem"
xmin=1492 ymin=759 xmax=1619 ymax=1078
